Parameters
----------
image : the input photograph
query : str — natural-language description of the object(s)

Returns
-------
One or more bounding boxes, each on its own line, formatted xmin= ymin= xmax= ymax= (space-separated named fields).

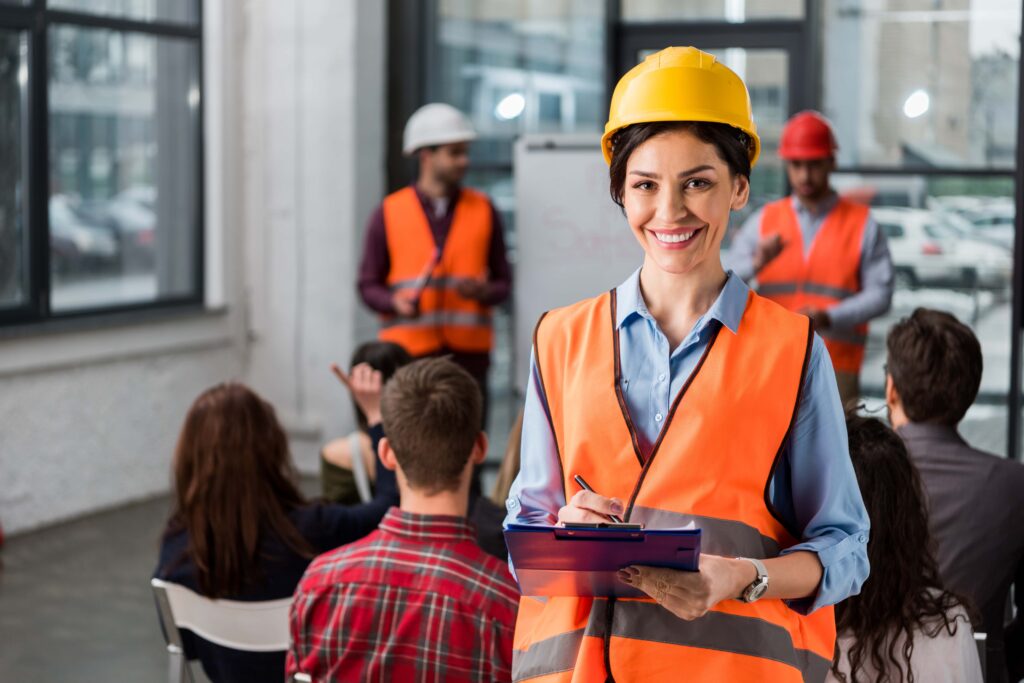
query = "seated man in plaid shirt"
xmin=287 ymin=357 xmax=520 ymax=682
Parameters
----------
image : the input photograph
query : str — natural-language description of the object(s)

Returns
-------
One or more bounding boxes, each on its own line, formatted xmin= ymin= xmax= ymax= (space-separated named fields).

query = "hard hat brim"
xmin=778 ymin=146 xmax=835 ymax=161
xmin=601 ymin=117 xmax=761 ymax=169
xmin=403 ymin=131 xmax=478 ymax=157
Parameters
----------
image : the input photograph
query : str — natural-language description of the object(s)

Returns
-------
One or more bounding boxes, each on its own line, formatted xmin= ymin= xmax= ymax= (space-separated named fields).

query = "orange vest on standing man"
xmin=756 ymin=197 xmax=869 ymax=374
xmin=378 ymin=186 xmax=494 ymax=357
xmin=513 ymin=289 xmax=836 ymax=682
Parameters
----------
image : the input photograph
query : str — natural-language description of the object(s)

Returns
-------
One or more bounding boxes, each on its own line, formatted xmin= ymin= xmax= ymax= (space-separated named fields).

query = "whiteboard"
xmin=512 ymin=134 xmax=643 ymax=393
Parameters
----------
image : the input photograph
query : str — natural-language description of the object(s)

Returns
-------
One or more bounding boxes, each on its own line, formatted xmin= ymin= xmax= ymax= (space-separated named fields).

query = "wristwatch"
xmin=736 ymin=557 xmax=769 ymax=603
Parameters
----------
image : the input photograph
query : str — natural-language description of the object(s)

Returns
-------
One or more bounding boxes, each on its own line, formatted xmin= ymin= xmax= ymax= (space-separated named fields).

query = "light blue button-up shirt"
xmin=505 ymin=268 xmax=870 ymax=613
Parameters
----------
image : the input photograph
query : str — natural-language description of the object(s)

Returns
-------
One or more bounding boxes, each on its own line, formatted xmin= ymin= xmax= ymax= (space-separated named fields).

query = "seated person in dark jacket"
xmin=154 ymin=364 xmax=398 ymax=683
xmin=885 ymin=307 xmax=1024 ymax=683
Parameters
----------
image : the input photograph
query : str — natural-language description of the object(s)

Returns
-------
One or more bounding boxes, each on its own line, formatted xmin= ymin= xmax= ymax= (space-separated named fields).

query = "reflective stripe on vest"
xmin=757 ymin=197 xmax=869 ymax=374
xmin=378 ymin=311 xmax=493 ymax=330
xmin=379 ymin=187 xmax=493 ymax=356
xmin=516 ymin=289 xmax=836 ymax=682
xmin=513 ymin=600 xmax=831 ymax=683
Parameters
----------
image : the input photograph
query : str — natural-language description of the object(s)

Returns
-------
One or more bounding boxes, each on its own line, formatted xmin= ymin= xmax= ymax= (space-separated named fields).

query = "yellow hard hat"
xmin=602 ymin=46 xmax=761 ymax=168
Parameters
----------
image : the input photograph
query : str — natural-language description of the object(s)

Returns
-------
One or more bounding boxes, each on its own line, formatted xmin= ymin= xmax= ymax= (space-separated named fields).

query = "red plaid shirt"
xmin=287 ymin=507 xmax=520 ymax=682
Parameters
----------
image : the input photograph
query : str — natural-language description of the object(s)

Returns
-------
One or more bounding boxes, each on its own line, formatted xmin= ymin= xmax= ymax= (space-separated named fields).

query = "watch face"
xmin=747 ymin=579 xmax=768 ymax=602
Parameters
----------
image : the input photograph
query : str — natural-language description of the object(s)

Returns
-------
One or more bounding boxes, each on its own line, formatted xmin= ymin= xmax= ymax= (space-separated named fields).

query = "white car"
xmin=873 ymin=207 xmax=1011 ymax=291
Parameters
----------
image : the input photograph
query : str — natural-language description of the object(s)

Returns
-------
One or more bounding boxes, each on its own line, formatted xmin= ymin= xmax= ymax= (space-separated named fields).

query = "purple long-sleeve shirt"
xmin=357 ymin=184 xmax=512 ymax=378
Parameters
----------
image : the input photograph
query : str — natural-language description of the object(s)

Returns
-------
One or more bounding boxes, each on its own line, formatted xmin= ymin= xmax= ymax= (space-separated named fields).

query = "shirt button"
xmin=655 ymin=413 xmax=663 ymax=422
xmin=658 ymin=373 xmax=666 ymax=382
xmin=858 ymin=533 xmax=867 ymax=543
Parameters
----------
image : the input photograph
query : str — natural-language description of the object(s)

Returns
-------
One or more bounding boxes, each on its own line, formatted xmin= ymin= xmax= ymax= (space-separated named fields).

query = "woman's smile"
xmin=648 ymin=225 xmax=706 ymax=250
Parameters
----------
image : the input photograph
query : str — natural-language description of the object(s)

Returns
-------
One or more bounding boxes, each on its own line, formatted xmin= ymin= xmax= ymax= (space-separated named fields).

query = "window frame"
xmin=0 ymin=0 xmax=204 ymax=328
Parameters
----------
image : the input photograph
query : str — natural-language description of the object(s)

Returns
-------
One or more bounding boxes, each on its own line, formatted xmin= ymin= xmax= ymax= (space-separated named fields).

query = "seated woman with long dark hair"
xmin=154 ymin=366 xmax=397 ymax=683
xmin=831 ymin=415 xmax=981 ymax=683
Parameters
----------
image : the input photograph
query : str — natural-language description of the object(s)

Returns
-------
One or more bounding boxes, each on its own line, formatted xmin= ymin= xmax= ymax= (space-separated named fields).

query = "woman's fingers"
xmin=557 ymin=505 xmax=614 ymax=525
xmin=619 ymin=565 xmax=711 ymax=621
xmin=569 ymin=490 xmax=624 ymax=518
xmin=330 ymin=363 xmax=352 ymax=389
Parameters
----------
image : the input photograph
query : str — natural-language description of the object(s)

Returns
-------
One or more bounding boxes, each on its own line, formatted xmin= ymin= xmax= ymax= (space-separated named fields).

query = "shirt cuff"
xmin=779 ymin=529 xmax=869 ymax=614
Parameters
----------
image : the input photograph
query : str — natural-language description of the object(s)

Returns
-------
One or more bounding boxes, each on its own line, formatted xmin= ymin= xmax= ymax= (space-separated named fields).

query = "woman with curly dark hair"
xmin=831 ymin=415 xmax=981 ymax=683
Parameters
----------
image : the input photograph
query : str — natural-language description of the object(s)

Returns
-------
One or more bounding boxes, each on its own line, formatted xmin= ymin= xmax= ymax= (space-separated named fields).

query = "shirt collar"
xmin=790 ymin=190 xmax=839 ymax=218
xmin=413 ymin=183 xmax=460 ymax=209
xmin=895 ymin=421 xmax=965 ymax=445
xmin=614 ymin=267 xmax=748 ymax=335
xmin=378 ymin=506 xmax=477 ymax=544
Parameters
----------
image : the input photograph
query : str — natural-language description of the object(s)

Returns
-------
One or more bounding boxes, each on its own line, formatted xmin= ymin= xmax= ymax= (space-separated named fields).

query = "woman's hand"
xmin=330 ymin=362 xmax=384 ymax=426
xmin=557 ymin=490 xmax=625 ymax=524
xmin=618 ymin=555 xmax=755 ymax=621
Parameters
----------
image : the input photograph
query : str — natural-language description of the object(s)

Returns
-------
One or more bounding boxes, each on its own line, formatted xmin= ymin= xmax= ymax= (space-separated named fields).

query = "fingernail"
xmin=617 ymin=570 xmax=631 ymax=583
xmin=610 ymin=502 xmax=624 ymax=515
xmin=626 ymin=566 xmax=639 ymax=577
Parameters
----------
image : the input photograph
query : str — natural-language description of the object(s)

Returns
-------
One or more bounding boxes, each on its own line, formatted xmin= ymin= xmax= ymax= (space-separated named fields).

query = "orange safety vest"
xmin=756 ymin=197 xmax=869 ymax=374
xmin=378 ymin=186 xmax=494 ymax=356
xmin=514 ymin=289 xmax=835 ymax=683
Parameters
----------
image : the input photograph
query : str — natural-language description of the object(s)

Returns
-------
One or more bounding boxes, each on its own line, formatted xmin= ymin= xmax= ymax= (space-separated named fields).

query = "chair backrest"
xmin=151 ymin=578 xmax=292 ymax=652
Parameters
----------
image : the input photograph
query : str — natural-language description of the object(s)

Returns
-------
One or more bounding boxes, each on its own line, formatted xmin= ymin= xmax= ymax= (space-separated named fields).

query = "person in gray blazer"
xmin=885 ymin=308 xmax=1024 ymax=683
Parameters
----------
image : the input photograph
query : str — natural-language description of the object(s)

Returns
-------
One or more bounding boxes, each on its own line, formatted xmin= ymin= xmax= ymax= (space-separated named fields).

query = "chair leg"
xmin=167 ymin=644 xmax=193 ymax=683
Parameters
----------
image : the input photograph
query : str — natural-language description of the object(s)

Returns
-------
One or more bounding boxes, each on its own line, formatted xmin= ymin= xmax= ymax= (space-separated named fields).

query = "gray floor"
xmin=0 ymin=494 xmax=174 ymax=682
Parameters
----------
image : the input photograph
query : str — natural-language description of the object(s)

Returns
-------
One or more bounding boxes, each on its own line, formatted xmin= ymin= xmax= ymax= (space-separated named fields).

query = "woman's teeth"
xmin=655 ymin=230 xmax=696 ymax=244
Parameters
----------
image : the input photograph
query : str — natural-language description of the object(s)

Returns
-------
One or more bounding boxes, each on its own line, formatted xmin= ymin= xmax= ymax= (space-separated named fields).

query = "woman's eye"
xmin=633 ymin=181 xmax=655 ymax=191
xmin=685 ymin=178 xmax=711 ymax=189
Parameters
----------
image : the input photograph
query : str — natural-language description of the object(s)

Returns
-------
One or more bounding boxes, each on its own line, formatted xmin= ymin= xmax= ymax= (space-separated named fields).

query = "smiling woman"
xmin=505 ymin=46 xmax=871 ymax=683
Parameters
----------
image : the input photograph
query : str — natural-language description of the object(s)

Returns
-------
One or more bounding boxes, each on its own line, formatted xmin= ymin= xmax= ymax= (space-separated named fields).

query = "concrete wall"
xmin=241 ymin=0 xmax=387 ymax=472
xmin=0 ymin=0 xmax=387 ymax=534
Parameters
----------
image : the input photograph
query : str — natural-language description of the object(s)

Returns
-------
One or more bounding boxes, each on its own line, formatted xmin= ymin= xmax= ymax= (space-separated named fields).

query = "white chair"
xmin=151 ymin=578 xmax=294 ymax=683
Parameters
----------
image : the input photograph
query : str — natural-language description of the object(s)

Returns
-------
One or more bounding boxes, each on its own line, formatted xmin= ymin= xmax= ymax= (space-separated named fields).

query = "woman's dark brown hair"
xmin=835 ymin=414 xmax=971 ymax=682
xmin=166 ymin=383 xmax=311 ymax=598
xmin=608 ymin=121 xmax=754 ymax=206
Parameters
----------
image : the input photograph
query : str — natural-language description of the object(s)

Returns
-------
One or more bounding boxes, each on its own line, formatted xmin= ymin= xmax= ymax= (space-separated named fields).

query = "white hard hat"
xmin=403 ymin=103 xmax=477 ymax=156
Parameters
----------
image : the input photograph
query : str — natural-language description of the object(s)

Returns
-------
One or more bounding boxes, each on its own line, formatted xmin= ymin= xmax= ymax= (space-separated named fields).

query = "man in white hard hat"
xmin=357 ymin=103 xmax=511 ymax=427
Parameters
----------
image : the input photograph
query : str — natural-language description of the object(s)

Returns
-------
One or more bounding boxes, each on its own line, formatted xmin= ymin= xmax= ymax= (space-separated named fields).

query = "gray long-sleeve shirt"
xmin=725 ymin=193 xmax=893 ymax=329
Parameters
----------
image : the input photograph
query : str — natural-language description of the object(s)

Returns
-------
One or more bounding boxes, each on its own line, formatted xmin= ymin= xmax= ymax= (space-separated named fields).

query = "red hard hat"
xmin=779 ymin=111 xmax=838 ymax=160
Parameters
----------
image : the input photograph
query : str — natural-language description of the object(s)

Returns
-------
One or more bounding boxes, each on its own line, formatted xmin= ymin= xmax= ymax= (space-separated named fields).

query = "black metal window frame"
xmin=0 ymin=0 xmax=205 ymax=329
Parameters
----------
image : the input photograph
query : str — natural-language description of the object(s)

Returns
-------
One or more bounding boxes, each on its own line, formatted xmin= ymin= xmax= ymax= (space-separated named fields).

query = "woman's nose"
xmin=656 ymin=188 xmax=688 ymax=223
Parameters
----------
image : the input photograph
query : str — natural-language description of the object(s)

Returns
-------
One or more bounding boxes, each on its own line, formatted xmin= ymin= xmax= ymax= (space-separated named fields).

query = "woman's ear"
xmin=730 ymin=174 xmax=750 ymax=211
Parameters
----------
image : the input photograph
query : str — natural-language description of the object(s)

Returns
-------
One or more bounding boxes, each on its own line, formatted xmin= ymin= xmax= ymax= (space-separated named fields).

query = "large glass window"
xmin=0 ymin=31 xmax=27 ymax=311
xmin=833 ymin=173 xmax=1015 ymax=453
xmin=435 ymin=0 xmax=606 ymax=169
xmin=823 ymin=0 xmax=1020 ymax=170
xmin=0 ymin=1 xmax=202 ymax=325
xmin=405 ymin=0 xmax=1023 ymax=458
xmin=48 ymin=26 xmax=200 ymax=312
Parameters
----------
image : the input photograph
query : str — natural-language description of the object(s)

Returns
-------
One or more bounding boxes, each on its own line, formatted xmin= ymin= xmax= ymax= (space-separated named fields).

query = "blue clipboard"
xmin=504 ymin=523 xmax=701 ymax=598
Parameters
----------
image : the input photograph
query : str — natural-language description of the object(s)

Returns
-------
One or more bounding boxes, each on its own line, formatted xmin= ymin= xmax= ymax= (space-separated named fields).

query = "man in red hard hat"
xmin=728 ymin=110 xmax=892 ymax=408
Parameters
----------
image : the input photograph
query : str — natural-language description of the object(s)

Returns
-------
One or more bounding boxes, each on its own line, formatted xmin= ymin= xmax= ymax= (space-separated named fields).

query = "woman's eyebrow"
xmin=677 ymin=164 xmax=714 ymax=177
xmin=628 ymin=164 xmax=715 ymax=179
